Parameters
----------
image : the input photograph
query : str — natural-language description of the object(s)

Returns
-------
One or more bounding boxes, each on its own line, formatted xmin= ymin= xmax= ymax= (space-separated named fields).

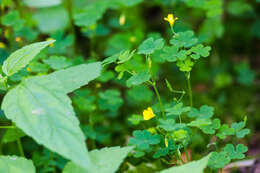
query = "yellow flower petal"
xmin=143 ymin=107 xmax=155 ymax=120
xmin=164 ymin=13 xmax=178 ymax=27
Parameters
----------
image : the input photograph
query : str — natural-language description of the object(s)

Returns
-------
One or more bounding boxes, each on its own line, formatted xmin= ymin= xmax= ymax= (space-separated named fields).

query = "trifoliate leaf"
xmin=170 ymin=31 xmax=198 ymax=48
xmin=63 ymin=146 xmax=133 ymax=173
xmin=0 ymin=156 xmax=36 ymax=173
xmin=128 ymin=114 xmax=143 ymax=125
xmin=129 ymin=130 xmax=160 ymax=150
xmin=160 ymin=154 xmax=211 ymax=173
xmin=172 ymin=129 xmax=188 ymax=142
xmin=216 ymin=124 xmax=235 ymax=139
xmin=190 ymin=44 xmax=211 ymax=60
xmin=188 ymin=105 xmax=214 ymax=119
xmin=138 ymin=37 xmax=164 ymax=55
xmin=160 ymin=46 xmax=179 ymax=62
xmin=200 ymin=119 xmax=221 ymax=134
xmin=231 ymin=122 xmax=250 ymax=138
xmin=126 ymin=69 xmax=151 ymax=87
xmin=176 ymin=59 xmax=194 ymax=72
xmin=165 ymin=103 xmax=190 ymax=117
xmin=224 ymin=144 xmax=248 ymax=160
xmin=208 ymin=151 xmax=231 ymax=169
xmin=1 ymin=10 xmax=24 ymax=31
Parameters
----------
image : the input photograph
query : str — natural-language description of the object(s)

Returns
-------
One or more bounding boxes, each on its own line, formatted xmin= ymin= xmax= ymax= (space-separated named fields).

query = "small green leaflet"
xmin=2 ymin=40 xmax=55 ymax=76
xmin=128 ymin=114 xmax=143 ymax=125
xmin=126 ymin=69 xmax=151 ymax=87
xmin=160 ymin=154 xmax=211 ymax=173
xmin=188 ymin=105 xmax=214 ymax=119
xmin=231 ymin=121 xmax=250 ymax=138
xmin=170 ymin=30 xmax=198 ymax=48
xmin=165 ymin=103 xmax=190 ymax=117
xmin=1 ymin=10 xmax=24 ymax=31
xmin=2 ymin=62 xmax=102 ymax=170
xmin=138 ymin=37 xmax=164 ymax=55
xmin=190 ymin=44 xmax=211 ymax=60
xmin=200 ymin=118 xmax=221 ymax=134
xmin=224 ymin=144 xmax=248 ymax=159
xmin=0 ymin=156 xmax=36 ymax=173
xmin=62 ymin=146 xmax=133 ymax=173
xmin=216 ymin=124 xmax=235 ymax=139
xmin=208 ymin=151 xmax=231 ymax=169
xmin=129 ymin=130 xmax=160 ymax=150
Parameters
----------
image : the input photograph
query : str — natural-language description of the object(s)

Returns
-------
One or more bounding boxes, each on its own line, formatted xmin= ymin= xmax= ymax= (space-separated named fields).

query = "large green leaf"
xmin=23 ymin=0 xmax=61 ymax=8
xmin=0 ymin=156 xmax=36 ymax=173
xmin=160 ymin=154 xmax=211 ymax=173
xmin=2 ymin=62 xmax=102 ymax=170
xmin=2 ymin=40 xmax=55 ymax=76
xmin=63 ymin=146 xmax=133 ymax=173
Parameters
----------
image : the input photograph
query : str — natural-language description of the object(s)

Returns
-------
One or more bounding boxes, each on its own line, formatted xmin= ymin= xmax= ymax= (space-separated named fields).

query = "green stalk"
xmin=151 ymin=81 xmax=166 ymax=119
xmin=17 ymin=137 xmax=24 ymax=157
xmin=185 ymin=72 xmax=193 ymax=107
xmin=0 ymin=125 xmax=15 ymax=129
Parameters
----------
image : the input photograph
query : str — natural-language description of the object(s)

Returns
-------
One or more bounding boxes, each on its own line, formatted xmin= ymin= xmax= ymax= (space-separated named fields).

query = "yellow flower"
xmin=143 ymin=107 xmax=155 ymax=120
xmin=165 ymin=138 xmax=168 ymax=147
xmin=164 ymin=14 xmax=178 ymax=27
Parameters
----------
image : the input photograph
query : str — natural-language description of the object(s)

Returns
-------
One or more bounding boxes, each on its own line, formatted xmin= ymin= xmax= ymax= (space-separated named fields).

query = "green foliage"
xmin=138 ymin=37 xmax=164 ymax=55
xmin=63 ymin=146 xmax=133 ymax=173
xmin=188 ymin=105 xmax=214 ymax=119
xmin=129 ymin=130 xmax=161 ymax=150
xmin=126 ymin=69 xmax=151 ymax=87
xmin=170 ymin=31 xmax=198 ymax=48
xmin=0 ymin=156 xmax=36 ymax=173
xmin=2 ymin=40 xmax=55 ymax=76
xmin=1 ymin=10 xmax=24 ymax=31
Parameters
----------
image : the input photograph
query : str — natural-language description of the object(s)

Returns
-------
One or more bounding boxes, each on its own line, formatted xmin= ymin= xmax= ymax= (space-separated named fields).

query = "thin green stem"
xmin=185 ymin=72 xmax=193 ymax=107
xmin=151 ymin=81 xmax=166 ymax=119
xmin=184 ymin=148 xmax=190 ymax=161
xmin=17 ymin=137 xmax=24 ymax=157
xmin=0 ymin=125 xmax=16 ymax=129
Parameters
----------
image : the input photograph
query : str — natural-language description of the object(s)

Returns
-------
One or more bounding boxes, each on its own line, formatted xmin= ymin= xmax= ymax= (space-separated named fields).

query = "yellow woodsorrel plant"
xmin=103 ymin=13 xmax=250 ymax=172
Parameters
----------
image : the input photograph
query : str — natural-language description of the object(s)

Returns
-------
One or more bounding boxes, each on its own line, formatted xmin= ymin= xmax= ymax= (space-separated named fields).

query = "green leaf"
xmin=188 ymin=105 xmax=214 ymax=119
xmin=102 ymin=53 xmax=119 ymax=66
xmin=23 ymin=0 xmax=61 ymax=7
xmin=188 ymin=119 xmax=212 ymax=128
xmin=176 ymin=59 xmax=194 ymax=72
xmin=129 ymin=130 xmax=160 ymax=150
xmin=170 ymin=31 xmax=198 ymax=48
xmin=200 ymin=119 xmax=221 ymax=134
xmin=208 ymin=151 xmax=231 ymax=169
xmin=216 ymin=124 xmax=235 ymax=139
xmin=63 ymin=146 xmax=133 ymax=173
xmin=33 ymin=6 xmax=69 ymax=33
xmin=0 ymin=156 xmax=36 ymax=173
xmin=117 ymin=50 xmax=135 ymax=64
xmin=1 ymin=10 xmax=24 ymax=31
xmin=190 ymin=44 xmax=211 ymax=60
xmin=160 ymin=154 xmax=211 ymax=173
xmin=2 ymin=128 xmax=26 ymax=144
xmin=128 ymin=114 xmax=143 ymax=125
xmin=138 ymin=37 xmax=164 ymax=55
xmin=126 ymin=69 xmax=151 ymax=87
xmin=165 ymin=103 xmax=190 ymax=117
xmin=2 ymin=62 xmax=102 ymax=170
xmin=157 ymin=119 xmax=180 ymax=131
xmin=231 ymin=121 xmax=250 ymax=138
xmin=2 ymin=40 xmax=55 ymax=76
xmin=160 ymin=46 xmax=188 ymax=62
xmin=43 ymin=56 xmax=73 ymax=70
xmin=224 ymin=144 xmax=248 ymax=160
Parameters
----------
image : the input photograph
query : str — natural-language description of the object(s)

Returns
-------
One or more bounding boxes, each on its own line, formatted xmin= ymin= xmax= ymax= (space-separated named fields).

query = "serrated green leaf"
xmin=2 ymin=40 xmax=55 ymax=76
xmin=224 ymin=144 xmax=248 ymax=160
xmin=2 ymin=62 xmax=102 ymax=170
xmin=63 ymin=146 xmax=133 ymax=173
xmin=138 ymin=37 xmax=164 ymax=55
xmin=126 ymin=69 xmax=150 ymax=87
xmin=160 ymin=154 xmax=211 ymax=173
xmin=0 ymin=156 xmax=36 ymax=173
xmin=170 ymin=31 xmax=198 ymax=48
xmin=129 ymin=130 xmax=160 ymax=150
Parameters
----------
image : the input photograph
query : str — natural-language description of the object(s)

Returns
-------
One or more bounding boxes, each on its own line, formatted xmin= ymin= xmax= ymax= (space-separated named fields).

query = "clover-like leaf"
xmin=231 ymin=122 xmax=250 ymax=138
xmin=176 ymin=59 xmax=194 ymax=72
xmin=160 ymin=46 xmax=188 ymax=62
xmin=208 ymin=151 xmax=231 ymax=169
xmin=170 ymin=31 xmax=198 ymax=48
xmin=224 ymin=144 xmax=248 ymax=160
xmin=138 ymin=37 xmax=164 ymax=55
xmin=126 ymin=69 xmax=151 ymax=87
xmin=216 ymin=124 xmax=235 ymax=139
xmin=165 ymin=103 xmax=190 ymax=117
xmin=188 ymin=105 xmax=214 ymax=119
xmin=129 ymin=130 xmax=160 ymax=150
xmin=190 ymin=44 xmax=211 ymax=60
xmin=200 ymin=119 xmax=221 ymax=134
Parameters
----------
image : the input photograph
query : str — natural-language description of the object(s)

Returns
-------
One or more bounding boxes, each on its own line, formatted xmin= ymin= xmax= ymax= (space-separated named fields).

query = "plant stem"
xmin=17 ymin=137 xmax=24 ymax=157
xmin=185 ymin=72 xmax=193 ymax=107
xmin=0 ymin=125 xmax=16 ymax=129
xmin=184 ymin=148 xmax=190 ymax=161
xmin=151 ymin=81 xmax=166 ymax=119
